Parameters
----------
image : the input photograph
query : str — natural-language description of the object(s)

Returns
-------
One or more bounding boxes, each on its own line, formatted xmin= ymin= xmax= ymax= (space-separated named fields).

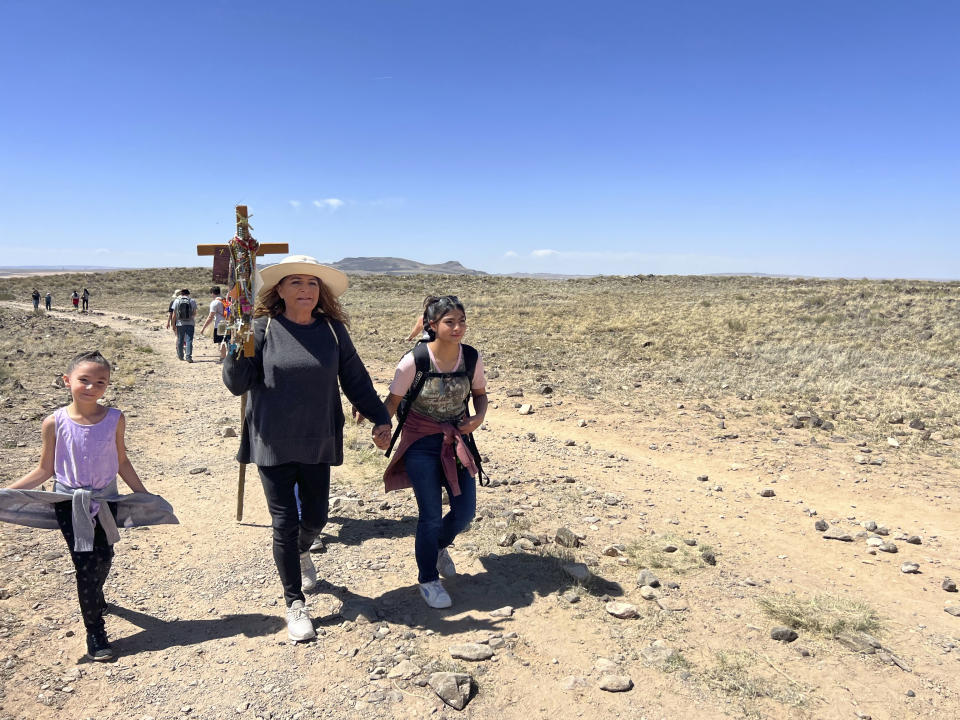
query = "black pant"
xmin=258 ymin=462 xmax=330 ymax=607
xmin=54 ymin=502 xmax=116 ymax=635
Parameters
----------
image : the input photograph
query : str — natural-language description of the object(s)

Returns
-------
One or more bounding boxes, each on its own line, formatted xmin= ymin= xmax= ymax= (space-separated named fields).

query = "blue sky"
xmin=1 ymin=1 xmax=958 ymax=278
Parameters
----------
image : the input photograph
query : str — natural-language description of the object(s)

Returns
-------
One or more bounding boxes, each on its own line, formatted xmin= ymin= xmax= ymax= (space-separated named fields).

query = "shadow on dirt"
xmin=316 ymin=550 xmax=623 ymax=636
xmin=108 ymin=605 xmax=285 ymax=653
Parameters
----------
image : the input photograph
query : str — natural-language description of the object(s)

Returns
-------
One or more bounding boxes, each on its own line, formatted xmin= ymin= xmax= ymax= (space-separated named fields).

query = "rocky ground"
xmin=0 ymin=302 xmax=958 ymax=720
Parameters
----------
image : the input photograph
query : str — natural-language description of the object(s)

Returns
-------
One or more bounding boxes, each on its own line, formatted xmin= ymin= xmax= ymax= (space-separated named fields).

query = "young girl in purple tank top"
xmin=8 ymin=351 xmax=150 ymax=661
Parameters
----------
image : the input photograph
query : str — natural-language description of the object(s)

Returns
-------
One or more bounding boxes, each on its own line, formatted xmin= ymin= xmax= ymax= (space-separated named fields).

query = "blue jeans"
xmin=404 ymin=433 xmax=476 ymax=583
xmin=176 ymin=324 xmax=195 ymax=360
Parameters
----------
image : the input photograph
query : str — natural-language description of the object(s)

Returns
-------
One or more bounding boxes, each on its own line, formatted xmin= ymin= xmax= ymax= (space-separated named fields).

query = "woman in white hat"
xmin=222 ymin=255 xmax=391 ymax=642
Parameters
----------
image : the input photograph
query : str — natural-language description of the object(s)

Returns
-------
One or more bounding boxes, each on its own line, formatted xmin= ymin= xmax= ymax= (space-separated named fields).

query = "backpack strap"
xmin=385 ymin=343 xmax=430 ymax=457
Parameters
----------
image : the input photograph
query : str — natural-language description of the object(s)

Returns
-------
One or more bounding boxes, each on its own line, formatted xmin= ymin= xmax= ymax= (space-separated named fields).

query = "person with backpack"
xmin=382 ymin=295 xmax=488 ymax=609
xmin=172 ymin=289 xmax=198 ymax=362
xmin=221 ymin=255 xmax=391 ymax=642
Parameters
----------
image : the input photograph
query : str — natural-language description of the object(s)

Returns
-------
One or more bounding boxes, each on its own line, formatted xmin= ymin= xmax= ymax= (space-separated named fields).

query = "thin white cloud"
xmin=94 ymin=248 xmax=110 ymax=255
xmin=531 ymin=249 xmax=560 ymax=257
xmin=313 ymin=198 xmax=345 ymax=211
xmin=504 ymin=250 xmax=518 ymax=258
xmin=289 ymin=200 xmax=301 ymax=209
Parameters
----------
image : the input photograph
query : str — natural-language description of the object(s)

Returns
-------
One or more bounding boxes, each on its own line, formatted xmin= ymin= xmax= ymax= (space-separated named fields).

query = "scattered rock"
xmin=605 ymin=601 xmax=638 ymax=619
xmin=700 ymin=550 xmax=717 ymax=566
xmin=656 ymin=597 xmax=689 ymax=612
xmin=602 ymin=544 xmax=625 ymax=557
xmin=188 ymin=467 xmax=207 ymax=475
xmin=497 ymin=532 xmax=517 ymax=547
xmin=771 ymin=626 xmax=798 ymax=643
xmin=697 ymin=475 xmax=709 ymax=482
xmin=561 ymin=676 xmax=590 ymax=692
xmin=945 ymin=607 xmax=960 ymax=617
xmin=594 ymin=658 xmax=618 ymax=674
xmin=908 ymin=418 xmax=925 ymax=430
xmin=598 ymin=675 xmax=633 ymax=692
xmin=518 ymin=404 xmax=533 ymax=415
xmin=943 ymin=578 xmax=958 ymax=593
xmin=449 ymin=643 xmax=494 ymax=661
xmin=638 ymin=585 xmax=657 ymax=600
xmin=563 ymin=563 xmax=591 ymax=583
xmin=637 ymin=569 xmax=661 ymax=588
xmin=428 ymin=672 xmax=473 ymax=710
xmin=822 ymin=529 xmax=854 ymax=542
xmin=220 ymin=426 xmax=237 ymax=438
xmin=489 ymin=606 xmax=514 ymax=618
xmin=387 ymin=659 xmax=421 ymax=679
xmin=905 ymin=535 xmax=922 ymax=545
xmin=640 ymin=640 xmax=678 ymax=667
xmin=814 ymin=519 xmax=829 ymax=532
xmin=878 ymin=543 xmax=898 ymax=553
xmin=555 ymin=527 xmax=580 ymax=548
xmin=837 ymin=631 xmax=882 ymax=654
xmin=662 ymin=544 xmax=678 ymax=553
xmin=759 ymin=488 xmax=776 ymax=497
xmin=901 ymin=563 xmax=921 ymax=574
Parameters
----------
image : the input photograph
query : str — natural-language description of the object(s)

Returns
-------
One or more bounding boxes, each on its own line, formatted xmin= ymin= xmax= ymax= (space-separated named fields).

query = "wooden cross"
xmin=197 ymin=205 xmax=289 ymax=521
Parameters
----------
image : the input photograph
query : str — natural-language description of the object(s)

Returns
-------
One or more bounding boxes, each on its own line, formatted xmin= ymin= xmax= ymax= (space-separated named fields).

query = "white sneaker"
xmin=300 ymin=551 xmax=317 ymax=592
xmin=419 ymin=580 xmax=452 ymax=609
xmin=436 ymin=548 xmax=457 ymax=578
xmin=286 ymin=600 xmax=316 ymax=642
xmin=309 ymin=537 xmax=325 ymax=553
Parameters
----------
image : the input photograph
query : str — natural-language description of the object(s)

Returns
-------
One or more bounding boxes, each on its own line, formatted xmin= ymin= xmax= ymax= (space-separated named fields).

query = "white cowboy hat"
xmin=256 ymin=254 xmax=349 ymax=297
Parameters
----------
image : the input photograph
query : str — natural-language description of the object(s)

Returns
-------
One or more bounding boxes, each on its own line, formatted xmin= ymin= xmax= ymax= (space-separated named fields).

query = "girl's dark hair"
xmin=67 ymin=351 xmax=111 ymax=374
xmin=421 ymin=295 xmax=466 ymax=341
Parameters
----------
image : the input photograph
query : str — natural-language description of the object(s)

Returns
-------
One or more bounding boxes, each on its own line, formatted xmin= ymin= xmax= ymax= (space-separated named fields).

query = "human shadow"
xmin=323 ymin=514 xmax=417 ymax=547
xmin=108 ymin=604 xmax=285 ymax=654
xmin=315 ymin=550 xmax=623 ymax=636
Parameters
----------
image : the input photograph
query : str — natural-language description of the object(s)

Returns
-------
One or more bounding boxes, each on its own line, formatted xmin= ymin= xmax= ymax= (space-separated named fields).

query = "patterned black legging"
xmin=54 ymin=502 xmax=115 ymax=634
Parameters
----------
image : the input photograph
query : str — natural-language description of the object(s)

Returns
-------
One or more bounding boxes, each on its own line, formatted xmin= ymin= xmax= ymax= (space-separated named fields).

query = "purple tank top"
xmin=53 ymin=406 xmax=121 ymax=491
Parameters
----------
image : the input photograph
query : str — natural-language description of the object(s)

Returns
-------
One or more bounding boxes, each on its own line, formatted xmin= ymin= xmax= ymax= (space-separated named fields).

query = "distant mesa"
xmin=328 ymin=257 xmax=488 ymax=276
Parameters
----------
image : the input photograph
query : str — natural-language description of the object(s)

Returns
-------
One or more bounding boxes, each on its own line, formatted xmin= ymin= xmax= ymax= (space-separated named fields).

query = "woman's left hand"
xmin=457 ymin=415 xmax=483 ymax=435
xmin=371 ymin=423 xmax=391 ymax=450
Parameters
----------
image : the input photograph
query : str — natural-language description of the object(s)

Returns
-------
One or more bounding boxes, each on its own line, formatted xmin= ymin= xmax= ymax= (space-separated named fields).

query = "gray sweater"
xmin=222 ymin=315 xmax=390 ymax=466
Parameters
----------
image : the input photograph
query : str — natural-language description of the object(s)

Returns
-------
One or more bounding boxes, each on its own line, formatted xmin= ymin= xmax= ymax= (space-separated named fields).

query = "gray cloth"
xmin=173 ymin=296 xmax=197 ymax=326
xmin=0 ymin=481 xmax=178 ymax=552
xmin=222 ymin=314 xmax=390 ymax=466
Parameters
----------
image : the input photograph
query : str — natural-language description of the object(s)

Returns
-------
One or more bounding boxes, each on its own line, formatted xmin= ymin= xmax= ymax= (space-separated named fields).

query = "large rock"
xmin=387 ymin=659 xmax=421 ymax=679
xmin=449 ymin=643 xmax=494 ymax=661
xmin=428 ymin=672 xmax=473 ymax=710
xmin=598 ymin=674 xmax=634 ymax=692
xmin=771 ymin=626 xmax=798 ymax=642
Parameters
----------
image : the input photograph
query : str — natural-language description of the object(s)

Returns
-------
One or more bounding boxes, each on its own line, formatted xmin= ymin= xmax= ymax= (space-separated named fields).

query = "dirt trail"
xmin=1 ymin=304 xmax=958 ymax=720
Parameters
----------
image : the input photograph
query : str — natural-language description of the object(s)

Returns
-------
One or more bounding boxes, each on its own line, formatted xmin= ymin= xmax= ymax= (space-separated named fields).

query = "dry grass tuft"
xmin=757 ymin=592 xmax=882 ymax=637
xmin=701 ymin=650 xmax=809 ymax=711
xmin=625 ymin=534 xmax=710 ymax=574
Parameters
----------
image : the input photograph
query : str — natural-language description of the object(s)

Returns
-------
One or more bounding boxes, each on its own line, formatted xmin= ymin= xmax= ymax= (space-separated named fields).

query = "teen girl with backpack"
xmin=383 ymin=295 xmax=487 ymax=609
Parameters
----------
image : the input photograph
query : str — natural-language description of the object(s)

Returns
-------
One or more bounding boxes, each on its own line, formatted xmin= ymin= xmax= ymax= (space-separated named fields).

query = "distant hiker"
xmin=44 ymin=291 xmax=52 ymax=310
xmin=221 ymin=255 xmax=391 ymax=642
xmin=0 ymin=351 xmax=177 ymax=661
xmin=199 ymin=286 xmax=230 ymax=361
xmin=383 ymin=295 xmax=487 ymax=609
xmin=71 ymin=290 xmax=80 ymax=311
xmin=81 ymin=288 xmax=90 ymax=311
xmin=171 ymin=289 xmax=198 ymax=362
xmin=31 ymin=288 xmax=40 ymax=310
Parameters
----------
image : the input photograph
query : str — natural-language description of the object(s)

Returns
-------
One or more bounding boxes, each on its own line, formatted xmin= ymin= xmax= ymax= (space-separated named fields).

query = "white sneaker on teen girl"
xmin=419 ymin=580 xmax=452 ymax=609
xmin=436 ymin=547 xmax=457 ymax=578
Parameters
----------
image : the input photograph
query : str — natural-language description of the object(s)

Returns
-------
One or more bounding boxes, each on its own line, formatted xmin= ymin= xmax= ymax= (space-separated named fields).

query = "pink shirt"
xmin=388 ymin=344 xmax=486 ymax=395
